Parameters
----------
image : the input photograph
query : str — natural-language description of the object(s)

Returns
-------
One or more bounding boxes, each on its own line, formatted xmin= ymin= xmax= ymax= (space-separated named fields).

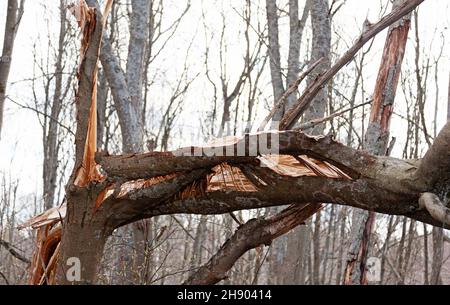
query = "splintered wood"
xmin=21 ymin=0 xmax=354 ymax=285
xmin=70 ymin=0 xmax=104 ymax=187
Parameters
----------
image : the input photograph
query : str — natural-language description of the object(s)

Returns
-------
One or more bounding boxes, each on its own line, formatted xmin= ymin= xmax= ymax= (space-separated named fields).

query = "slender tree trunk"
xmin=281 ymin=0 xmax=329 ymax=284
xmin=265 ymin=0 xmax=285 ymax=123
xmin=423 ymin=223 xmax=429 ymax=284
xmin=0 ymin=0 xmax=23 ymax=138
xmin=430 ymin=212 xmax=444 ymax=285
xmin=302 ymin=0 xmax=330 ymax=135
xmin=312 ymin=211 xmax=322 ymax=284
xmin=43 ymin=0 xmax=66 ymax=210
xmin=344 ymin=0 xmax=411 ymax=285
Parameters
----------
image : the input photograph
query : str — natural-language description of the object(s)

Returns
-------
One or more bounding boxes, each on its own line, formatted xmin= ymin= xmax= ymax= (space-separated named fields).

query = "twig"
xmin=0 ymin=239 xmax=31 ymax=264
xmin=295 ymin=100 xmax=372 ymax=131
xmin=6 ymin=96 xmax=75 ymax=136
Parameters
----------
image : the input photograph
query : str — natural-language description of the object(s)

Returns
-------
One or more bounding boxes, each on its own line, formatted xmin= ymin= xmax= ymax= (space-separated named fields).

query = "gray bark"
xmin=302 ymin=0 xmax=331 ymax=135
xmin=0 ymin=0 xmax=24 ymax=138
xmin=265 ymin=0 xmax=285 ymax=122
xmin=431 ymin=226 xmax=443 ymax=284
xmin=281 ymin=0 xmax=329 ymax=284
xmin=286 ymin=0 xmax=310 ymax=111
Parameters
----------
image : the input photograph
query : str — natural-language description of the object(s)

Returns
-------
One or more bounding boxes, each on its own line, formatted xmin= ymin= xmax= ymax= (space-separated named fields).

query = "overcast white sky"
xmin=0 ymin=0 xmax=449 ymax=217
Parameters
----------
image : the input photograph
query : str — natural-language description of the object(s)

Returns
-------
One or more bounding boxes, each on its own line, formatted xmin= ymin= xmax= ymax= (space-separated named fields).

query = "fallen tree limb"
xmin=183 ymin=204 xmax=321 ymax=285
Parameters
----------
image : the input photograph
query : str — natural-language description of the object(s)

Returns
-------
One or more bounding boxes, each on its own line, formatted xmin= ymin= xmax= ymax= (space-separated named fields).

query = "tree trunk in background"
xmin=448 ymin=72 xmax=450 ymax=120
xmin=302 ymin=0 xmax=330 ymax=135
xmin=43 ymin=0 xmax=66 ymax=210
xmin=286 ymin=0 xmax=310 ymax=111
xmin=423 ymin=223 xmax=429 ymax=284
xmin=0 ymin=0 xmax=24 ymax=139
xmin=265 ymin=0 xmax=284 ymax=123
xmin=312 ymin=210 xmax=322 ymax=284
xmin=89 ymin=0 xmax=146 ymax=154
xmin=96 ymin=69 xmax=108 ymax=150
xmin=265 ymin=0 xmax=289 ymax=283
xmin=344 ymin=0 xmax=411 ymax=285
xmin=125 ymin=0 xmax=148 ymax=153
xmin=430 ymin=227 xmax=443 ymax=284
xmin=126 ymin=0 xmax=150 ymax=283
xmin=189 ymin=215 xmax=207 ymax=276
xmin=281 ymin=0 xmax=330 ymax=285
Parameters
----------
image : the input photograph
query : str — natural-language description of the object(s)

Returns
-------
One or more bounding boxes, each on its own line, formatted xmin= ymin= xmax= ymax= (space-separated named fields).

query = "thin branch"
xmin=0 ymin=239 xmax=31 ymax=264
xmin=279 ymin=0 xmax=425 ymax=130
xmin=257 ymin=57 xmax=325 ymax=131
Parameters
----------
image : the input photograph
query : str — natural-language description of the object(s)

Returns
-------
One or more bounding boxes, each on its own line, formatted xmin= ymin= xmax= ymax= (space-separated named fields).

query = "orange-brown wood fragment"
xmin=29 ymin=224 xmax=62 ymax=285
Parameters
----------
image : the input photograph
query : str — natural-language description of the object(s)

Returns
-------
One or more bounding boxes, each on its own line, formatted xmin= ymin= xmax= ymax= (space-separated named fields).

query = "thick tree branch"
xmin=119 ymin=163 xmax=444 ymax=228
xmin=419 ymin=192 xmax=450 ymax=226
xmin=97 ymin=130 xmax=412 ymax=183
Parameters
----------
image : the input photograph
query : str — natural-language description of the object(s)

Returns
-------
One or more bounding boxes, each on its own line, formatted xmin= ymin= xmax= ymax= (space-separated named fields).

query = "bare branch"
xmin=184 ymin=204 xmax=320 ymax=285
xmin=280 ymin=0 xmax=425 ymax=130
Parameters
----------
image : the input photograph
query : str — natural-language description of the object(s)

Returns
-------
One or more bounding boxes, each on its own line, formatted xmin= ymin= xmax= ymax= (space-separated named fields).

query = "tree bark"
xmin=54 ymin=1 xmax=108 ymax=284
xmin=0 ymin=0 xmax=24 ymax=138
xmin=302 ymin=0 xmax=330 ymax=135
xmin=265 ymin=0 xmax=285 ymax=122
xmin=43 ymin=0 xmax=66 ymax=210
xmin=344 ymin=0 xmax=412 ymax=285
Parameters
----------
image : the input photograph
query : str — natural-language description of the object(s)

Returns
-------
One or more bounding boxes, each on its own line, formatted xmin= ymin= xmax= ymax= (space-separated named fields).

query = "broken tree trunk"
xmin=54 ymin=0 xmax=111 ymax=284
xmin=344 ymin=0 xmax=412 ymax=285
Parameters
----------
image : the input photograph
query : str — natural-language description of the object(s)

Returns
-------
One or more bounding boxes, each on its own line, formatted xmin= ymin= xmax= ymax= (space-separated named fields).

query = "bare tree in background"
xmin=0 ymin=0 xmax=25 ymax=138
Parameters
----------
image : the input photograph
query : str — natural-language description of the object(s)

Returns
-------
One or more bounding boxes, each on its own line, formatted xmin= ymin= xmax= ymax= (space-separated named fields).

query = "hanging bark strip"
xmin=344 ymin=0 xmax=412 ymax=285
